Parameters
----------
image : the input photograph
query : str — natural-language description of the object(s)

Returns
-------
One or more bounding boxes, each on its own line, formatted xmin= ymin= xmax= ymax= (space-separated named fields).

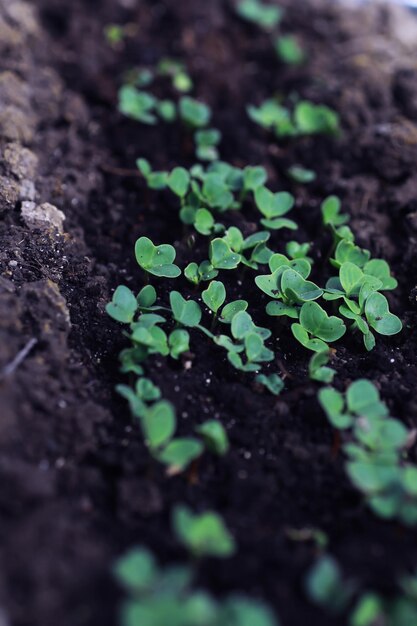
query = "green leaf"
xmin=266 ymin=301 xmax=299 ymax=319
xmin=135 ymin=237 xmax=181 ymax=278
xmin=287 ymin=165 xmax=316 ymax=183
xmin=333 ymin=240 xmax=370 ymax=269
xmin=364 ymin=292 xmax=402 ymax=336
xmin=318 ymin=387 xmax=352 ymax=429
xmin=158 ymin=438 xmax=204 ymax=473
xmin=275 ymin=35 xmax=305 ymax=65
xmin=202 ymin=280 xmax=226 ymax=314
xmin=170 ymin=291 xmax=202 ymax=327
xmin=281 ymin=269 xmax=323 ymax=303
xmin=255 ymin=187 xmax=294 ymax=219
xmin=210 ymin=238 xmax=241 ymax=270
xmin=256 ymin=373 xmax=284 ymax=396
xmin=137 ymin=285 xmax=157 ymax=308
xmin=195 ymin=420 xmax=229 ymax=455
xmin=106 ymin=285 xmax=138 ymax=323
xmin=168 ymin=167 xmax=190 ymax=197
xmin=243 ymin=165 xmax=268 ymax=191
xmin=114 ymin=548 xmax=157 ymax=593
xmin=346 ymin=379 xmax=387 ymax=418
xmin=169 ymin=329 xmax=190 ymax=359
xmin=299 ymin=302 xmax=346 ymax=342
xmin=294 ymin=101 xmax=340 ymax=136
xmin=173 ymin=505 xmax=236 ymax=558
xmin=321 ymin=196 xmax=347 ymax=226
xmin=231 ymin=311 xmax=254 ymax=339
xmin=179 ymin=96 xmax=211 ymax=128
xmin=220 ymin=300 xmax=249 ymax=323
xmin=136 ymin=378 xmax=161 ymax=402
xmin=194 ymin=208 xmax=215 ymax=235
xmin=142 ymin=401 xmax=176 ymax=450
xmin=237 ymin=0 xmax=282 ymax=29
xmin=184 ymin=262 xmax=200 ymax=285
xmin=363 ymin=259 xmax=397 ymax=290
xmin=339 ymin=262 xmax=363 ymax=296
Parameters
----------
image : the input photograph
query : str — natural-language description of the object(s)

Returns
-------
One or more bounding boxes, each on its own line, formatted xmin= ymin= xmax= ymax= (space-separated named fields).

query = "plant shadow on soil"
xmin=1 ymin=1 xmax=417 ymax=625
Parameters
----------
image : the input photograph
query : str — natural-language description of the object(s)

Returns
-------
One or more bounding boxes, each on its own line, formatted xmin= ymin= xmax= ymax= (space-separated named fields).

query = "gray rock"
xmin=21 ymin=202 xmax=66 ymax=233
xmin=0 ymin=106 xmax=35 ymax=143
xmin=3 ymin=142 xmax=38 ymax=180
xmin=0 ymin=175 xmax=20 ymax=212
xmin=19 ymin=178 xmax=36 ymax=201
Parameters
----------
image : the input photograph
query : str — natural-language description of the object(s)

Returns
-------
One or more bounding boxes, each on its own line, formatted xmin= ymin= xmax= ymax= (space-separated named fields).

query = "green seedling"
xmin=202 ymin=281 xmax=226 ymax=316
xmin=179 ymin=96 xmax=211 ymax=128
xmin=248 ymin=99 xmax=339 ymax=138
xmin=222 ymin=227 xmax=272 ymax=270
xmin=275 ymin=35 xmax=305 ymax=65
xmin=142 ymin=400 xmax=176 ymax=451
xmin=170 ymin=291 xmax=202 ymax=327
xmin=119 ymin=86 xmax=157 ymax=124
xmin=256 ymin=373 xmax=284 ymax=395
xmin=195 ymin=420 xmax=229 ymax=456
xmin=210 ymin=238 xmax=241 ymax=270
xmin=115 ymin=546 xmax=279 ymax=626
xmin=137 ymin=158 xmax=169 ymax=190
xmin=242 ymin=165 xmax=268 ymax=194
xmin=226 ymin=311 xmax=274 ymax=372
xmin=195 ymin=128 xmax=221 ymax=161
xmin=305 ymin=555 xmax=354 ymax=614
xmin=321 ymin=195 xmax=348 ymax=228
xmin=309 ymin=350 xmax=335 ymax=383
xmin=157 ymin=57 xmax=193 ymax=92
xmin=287 ymin=165 xmax=316 ymax=183
xmin=219 ymin=299 xmax=249 ymax=324
xmin=248 ymin=100 xmax=295 ymax=137
xmin=285 ymin=241 xmax=312 ymax=262
xmin=135 ymin=236 xmax=181 ymax=278
xmin=291 ymin=302 xmax=346 ymax=351
xmin=350 ymin=593 xmax=385 ymax=626
xmin=173 ymin=505 xmax=236 ymax=558
xmin=157 ymin=438 xmax=204 ymax=474
xmin=107 ymin=285 xmax=138 ymax=323
xmin=319 ymin=379 xmax=388 ymax=430
xmin=184 ymin=261 xmax=219 ymax=285
xmin=104 ymin=24 xmax=125 ymax=46
xmin=236 ymin=0 xmax=282 ymax=29
xmin=254 ymin=186 xmax=297 ymax=230
xmin=256 ymin=255 xmax=322 ymax=319
xmin=169 ymin=329 xmax=190 ymax=359
xmin=168 ymin=167 xmax=190 ymax=198
xmin=194 ymin=209 xmax=224 ymax=236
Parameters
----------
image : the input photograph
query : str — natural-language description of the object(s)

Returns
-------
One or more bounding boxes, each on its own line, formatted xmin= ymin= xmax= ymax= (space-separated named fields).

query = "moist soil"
xmin=1 ymin=1 xmax=417 ymax=625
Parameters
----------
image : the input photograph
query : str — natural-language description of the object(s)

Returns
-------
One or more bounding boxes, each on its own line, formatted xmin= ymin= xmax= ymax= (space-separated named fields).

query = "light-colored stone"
xmin=19 ymin=179 xmax=36 ymax=201
xmin=21 ymin=201 xmax=65 ymax=233
xmin=0 ymin=175 xmax=20 ymax=212
xmin=3 ymin=143 xmax=38 ymax=180
xmin=0 ymin=106 xmax=35 ymax=143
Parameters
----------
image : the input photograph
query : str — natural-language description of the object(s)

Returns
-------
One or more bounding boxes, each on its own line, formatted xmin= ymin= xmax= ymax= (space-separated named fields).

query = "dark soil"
xmin=1 ymin=1 xmax=417 ymax=625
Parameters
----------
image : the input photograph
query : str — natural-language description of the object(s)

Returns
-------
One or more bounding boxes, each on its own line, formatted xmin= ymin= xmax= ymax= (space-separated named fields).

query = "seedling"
xmin=294 ymin=100 xmax=340 ymax=136
xmin=135 ymin=237 xmax=181 ymax=278
xmin=179 ymin=96 xmax=211 ymax=128
xmin=157 ymin=57 xmax=193 ymax=92
xmin=256 ymin=373 xmax=284 ymax=395
xmin=119 ymin=85 xmax=157 ymax=124
xmin=309 ymin=350 xmax=335 ymax=383
xmin=292 ymin=302 xmax=346 ymax=351
xmin=167 ymin=167 xmax=190 ymax=198
xmin=202 ymin=281 xmax=226 ymax=316
xmin=287 ymin=165 xmax=316 ymax=183
xmin=248 ymin=99 xmax=340 ymax=138
xmin=254 ymin=186 xmax=297 ymax=230
xmin=195 ymin=420 xmax=229 ymax=455
xmin=209 ymin=238 xmax=241 ymax=270
xmin=184 ymin=261 xmax=219 ymax=285
xmin=137 ymin=158 xmax=169 ymax=189
xmin=106 ymin=285 xmax=138 ymax=323
xmin=275 ymin=35 xmax=305 ymax=65
xmin=115 ymin=546 xmax=279 ymax=626
xmin=195 ymin=128 xmax=221 ymax=161
xmin=173 ymin=505 xmax=236 ymax=558
xmin=236 ymin=0 xmax=282 ymax=30
xmin=104 ymin=24 xmax=125 ymax=46
xmin=285 ymin=241 xmax=312 ymax=262
xmin=305 ymin=555 xmax=354 ymax=613
xmin=170 ymin=291 xmax=202 ymax=327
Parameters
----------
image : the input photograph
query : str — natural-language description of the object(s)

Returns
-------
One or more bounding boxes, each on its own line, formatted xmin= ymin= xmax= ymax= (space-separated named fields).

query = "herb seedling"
xmin=292 ymin=302 xmax=346 ymax=351
xmin=179 ymin=96 xmax=212 ymax=128
xmin=195 ymin=128 xmax=222 ymax=161
xmin=236 ymin=0 xmax=282 ymax=30
xmin=195 ymin=420 xmax=229 ymax=455
xmin=255 ymin=186 xmax=297 ymax=230
xmin=173 ymin=505 xmax=236 ymax=558
xmin=135 ymin=236 xmax=181 ymax=278
xmin=305 ymin=555 xmax=354 ymax=613
xmin=275 ymin=35 xmax=305 ymax=65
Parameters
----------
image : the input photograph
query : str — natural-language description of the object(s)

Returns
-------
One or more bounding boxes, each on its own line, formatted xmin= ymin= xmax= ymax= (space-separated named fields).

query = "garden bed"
xmin=1 ymin=1 xmax=417 ymax=625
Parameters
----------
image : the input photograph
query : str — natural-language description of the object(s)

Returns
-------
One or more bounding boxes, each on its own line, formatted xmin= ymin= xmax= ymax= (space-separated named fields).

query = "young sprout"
xmin=135 ymin=236 xmax=181 ymax=278
xmin=291 ymin=302 xmax=346 ymax=351
xmin=172 ymin=505 xmax=236 ymax=558
xmin=179 ymin=96 xmax=212 ymax=128
xmin=305 ymin=555 xmax=354 ymax=614
xmin=104 ymin=24 xmax=125 ymax=46
xmin=195 ymin=128 xmax=222 ymax=161
xmin=137 ymin=158 xmax=168 ymax=189
xmin=210 ymin=238 xmax=241 ymax=270
xmin=202 ymin=281 xmax=227 ymax=317
xmin=254 ymin=186 xmax=297 ymax=230
xmin=118 ymin=86 xmax=157 ymax=124
xmin=142 ymin=400 xmax=176 ymax=451
xmin=308 ymin=350 xmax=335 ymax=384
xmin=184 ymin=261 xmax=219 ymax=285
xmin=195 ymin=420 xmax=229 ymax=455
xmin=248 ymin=100 xmax=295 ymax=137
xmin=294 ymin=101 xmax=340 ymax=136
xmin=170 ymin=291 xmax=202 ymax=327
xmin=287 ymin=165 xmax=316 ymax=184
xmin=321 ymin=195 xmax=348 ymax=228
xmin=275 ymin=35 xmax=305 ymax=65
xmin=106 ymin=285 xmax=138 ymax=323
xmin=167 ymin=167 xmax=190 ymax=198
xmin=168 ymin=329 xmax=190 ymax=359
xmin=157 ymin=58 xmax=193 ymax=92
xmin=157 ymin=438 xmax=204 ymax=474
xmin=236 ymin=0 xmax=282 ymax=30
xmin=255 ymin=373 xmax=284 ymax=396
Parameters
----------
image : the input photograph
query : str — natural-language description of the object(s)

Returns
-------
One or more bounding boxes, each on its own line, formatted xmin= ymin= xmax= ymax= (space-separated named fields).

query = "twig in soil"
xmin=0 ymin=338 xmax=38 ymax=381
xmin=100 ymin=164 xmax=142 ymax=177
